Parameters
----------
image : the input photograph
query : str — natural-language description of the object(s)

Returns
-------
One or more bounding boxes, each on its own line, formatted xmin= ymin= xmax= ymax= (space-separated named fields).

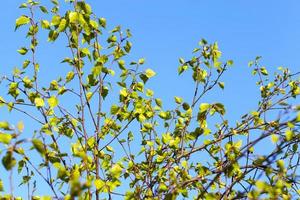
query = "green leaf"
xmin=146 ymin=89 xmax=154 ymax=97
xmin=110 ymin=164 xmax=123 ymax=178
xmin=48 ymin=96 xmax=59 ymax=108
xmin=48 ymin=30 xmax=59 ymax=42
xmin=159 ymin=111 xmax=171 ymax=120
xmin=41 ymin=196 xmax=52 ymax=200
xmin=158 ymin=183 xmax=168 ymax=192
xmin=77 ymin=1 xmax=92 ymax=14
xmin=51 ymin=0 xmax=59 ymax=5
xmin=2 ymin=152 xmax=16 ymax=170
xmin=277 ymin=159 xmax=285 ymax=171
xmin=285 ymin=129 xmax=293 ymax=141
xmin=138 ymin=58 xmax=145 ymax=65
xmin=107 ymin=35 xmax=117 ymax=43
xmin=57 ymin=18 xmax=67 ymax=32
xmin=218 ymin=82 xmax=225 ymax=89
xmin=255 ymin=181 xmax=265 ymax=191
xmin=110 ymin=105 xmax=119 ymax=115
xmin=271 ymin=134 xmax=278 ymax=143
xmin=174 ymin=96 xmax=182 ymax=104
xmin=15 ymin=15 xmax=30 ymax=30
xmin=19 ymin=3 xmax=27 ymax=8
xmin=86 ymin=92 xmax=93 ymax=101
xmin=162 ymin=133 xmax=172 ymax=144
xmin=41 ymin=20 xmax=50 ymax=29
xmin=22 ymin=60 xmax=30 ymax=69
xmin=118 ymin=60 xmax=126 ymax=70
xmin=0 ymin=179 xmax=3 ymax=191
xmin=156 ymin=155 xmax=165 ymax=163
xmin=213 ymin=103 xmax=226 ymax=115
xmin=51 ymin=15 xmax=61 ymax=26
xmin=69 ymin=12 xmax=78 ymax=24
xmin=178 ymin=65 xmax=188 ymax=75
xmin=179 ymin=58 xmax=185 ymax=64
xmin=106 ymin=146 xmax=114 ymax=152
xmin=34 ymin=97 xmax=45 ymax=107
xmin=56 ymin=165 xmax=67 ymax=180
xmin=181 ymin=160 xmax=188 ymax=169
xmin=39 ymin=6 xmax=48 ymax=13
xmin=260 ymin=67 xmax=268 ymax=76
xmin=94 ymin=179 xmax=105 ymax=190
xmin=227 ymin=60 xmax=234 ymax=66
xmin=182 ymin=102 xmax=190 ymax=110
xmin=145 ymin=69 xmax=156 ymax=78
xmin=155 ymin=98 xmax=162 ymax=107
xmin=0 ymin=133 xmax=12 ymax=144
xmin=120 ymin=88 xmax=128 ymax=97
xmin=32 ymin=139 xmax=46 ymax=155
xmin=17 ymin=47 xmax=28 ymax=55
xmin=0 ymin=122 xmax=10 ymax=130
xmin=66 ymin=71 xmax=75 ymax=82
xmin=99 ymin=18 xmax=106 ymax=28
xmin=0 ymin=96 xmax=5 ymax=107
xmin=90 ymin=20 xmax=99 ymax=30
xmin=124 ymin=41 xmax=132 ymax=53
xmin=200 ymin=103 xmax=210 ymax=112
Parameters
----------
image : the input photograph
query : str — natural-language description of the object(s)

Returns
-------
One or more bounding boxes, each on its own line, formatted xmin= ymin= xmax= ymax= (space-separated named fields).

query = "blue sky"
xmin=1 ymin=0 xmax=299 ymax=119
xmin=0 ymin=0 xmax=299 ymax=198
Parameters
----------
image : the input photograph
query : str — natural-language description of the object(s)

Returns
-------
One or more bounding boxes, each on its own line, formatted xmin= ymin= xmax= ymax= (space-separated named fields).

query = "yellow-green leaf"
xmin=200 ymin=103 xmax=210 ymax=112
xmin=181 ymin=160 xmax=188 ymax=169
xmin=47 ymin=96 xmax=59 ymax=108
xmin=120 ymin=88 xmax=128 ymax=97
xmin=94 ymin=179 xmax=105 ymax=190
xmin=218 ymin=82 xmax=225 ymax=89
xmin=32 ymin=139 xmax=46 ymax=155
xmin=271 ymin=134 xmax=278 ymax=143
xmin=2 ymin=152 xmax=16 ymax=170
xmin=110 ymin=164 xmax=123 ymax=178
xmin=255 ymin=181 xmax=265 ymax=191
xmin=86 ymin=92 xmax=93 ymax=101
xmin=41 ymin=20 xmax=50 ymax=29
xmin=138 ymin=58 xmax=145 ymax=65
xmin=0 ymin=97 xmax=5 ymax=107
xmin=106 ymin=146 xmax=114 ymax=152
xmin=285 ymin=129 xmax=293 ymax=141
xmin=0 ymin=133 xmax=12 ymax=144
xmin=145 ymin=69 xmax=156 ymax=78
xmin=15 ymin=15 xmax=30 ymax=30
xmin=0 ymin=121 xmax=10 ymax=130
xmin=174 ymin=96 xmax=183 ymax=104
xmin=35 ymin=98 xmax=45 ymax=107
xmin=17 ymin=121 xmax=24 ymax=132
xmin=0 ymin=179 xmax=3 ymax=191
xmin=17 ymin=47 xmax=28 ymax=55
xmin=57 ymin=18 xmax=67 ymax=32
xmin=260 ymin=67 xmax=268 ymax=76
xmin=69 ymin=12 xmax=78 ymax=23
xmin=146 ymin=89 xmax=154 ymax=97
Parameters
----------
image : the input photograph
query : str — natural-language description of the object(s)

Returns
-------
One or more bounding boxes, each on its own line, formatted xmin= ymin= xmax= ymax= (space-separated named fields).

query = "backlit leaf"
xmin=15 ymin=15 xmax=30 ymax=30
xmin=35 ymin=98 xmax=45 ymax=107
xmin=145 ymin=69 xmax=156 ymax=78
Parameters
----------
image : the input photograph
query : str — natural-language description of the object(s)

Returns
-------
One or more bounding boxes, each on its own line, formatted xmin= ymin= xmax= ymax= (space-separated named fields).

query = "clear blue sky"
xmin=0 ymin=0 xmax=299 ymax=198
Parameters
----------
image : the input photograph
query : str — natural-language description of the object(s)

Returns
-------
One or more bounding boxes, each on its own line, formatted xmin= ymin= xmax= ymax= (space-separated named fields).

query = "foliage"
xmin=0 ymin=0 xmax=300 ymax=199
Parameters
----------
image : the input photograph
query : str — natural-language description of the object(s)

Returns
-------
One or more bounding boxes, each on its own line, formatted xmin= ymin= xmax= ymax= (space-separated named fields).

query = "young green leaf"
xmin=32 ymin=139 xmax=46 ymax=155
xmin=34 ymin=97 xmax=45 ymax=107
xmin=0 ymin=133 xmax=12 ymax=144
xmin=145 ymin=69 xmax=156 ymax=78
xmin=48 ymin=96 xmax=59 ymax=108
xmin=15 ymin=15 xmax=30 ymax=30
